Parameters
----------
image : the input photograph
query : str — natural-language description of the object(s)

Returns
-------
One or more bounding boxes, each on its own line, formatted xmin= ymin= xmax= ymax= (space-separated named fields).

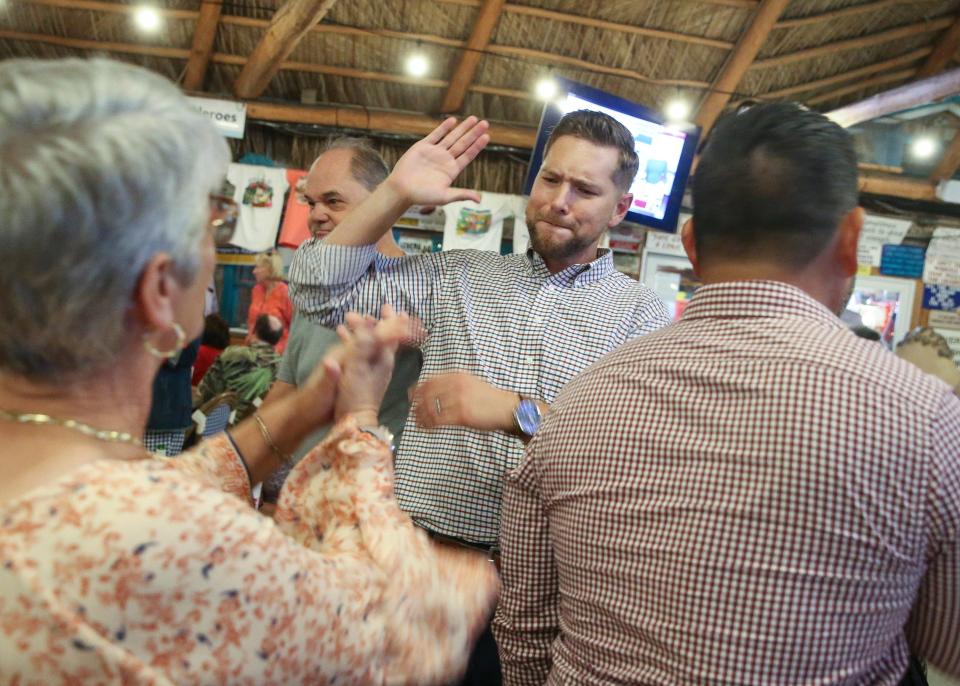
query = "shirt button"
xmin=532 ymin=315 xmax=543 ymax=324
xmin=525 ymin=356 xmax=535 ymax=365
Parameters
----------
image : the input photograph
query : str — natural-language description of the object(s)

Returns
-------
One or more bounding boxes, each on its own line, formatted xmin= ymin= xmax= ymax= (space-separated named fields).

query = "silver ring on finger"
xmin=435 ymin=397 xmax=443 ymax=416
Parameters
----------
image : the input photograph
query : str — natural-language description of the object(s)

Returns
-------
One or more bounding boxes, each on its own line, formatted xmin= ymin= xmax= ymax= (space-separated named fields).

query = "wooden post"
xmin=233 ymin=0 xmax=338 ymax=100
xmin=182 ymin=0 xmax=222 ymax=91
xmin=695 ymin=0 xmax=791 ymax=138
xmin=826 ymin=66 xmax=960 ymax=128
xmin=439 ymin=0 xmax=506 ymax=114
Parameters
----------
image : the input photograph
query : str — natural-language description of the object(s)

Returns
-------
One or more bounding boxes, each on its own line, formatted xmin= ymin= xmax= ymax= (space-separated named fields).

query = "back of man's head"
xmin=253 ymin=314 xmax=283 ymax=346
xmin=313 ymin=137 xmax=389 ymax=192
xmin=544 ymin=110 xmax=640 ymax=192
xmin=693 ymin=103 xmax=858 ymax=270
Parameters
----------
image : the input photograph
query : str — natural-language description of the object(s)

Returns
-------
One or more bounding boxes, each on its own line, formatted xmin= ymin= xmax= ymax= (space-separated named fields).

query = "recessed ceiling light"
xmin=134 ymin=6 xmax=162 ymax=32
xmin=405 ymin=54 xmax=429 ymax=78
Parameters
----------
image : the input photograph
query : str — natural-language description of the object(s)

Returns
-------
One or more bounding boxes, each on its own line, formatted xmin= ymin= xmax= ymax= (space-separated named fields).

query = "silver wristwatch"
xmin=358 ymin=425 xmax=395 ymax=454
xmin=512 ymin=398 xmax=542 ymax=438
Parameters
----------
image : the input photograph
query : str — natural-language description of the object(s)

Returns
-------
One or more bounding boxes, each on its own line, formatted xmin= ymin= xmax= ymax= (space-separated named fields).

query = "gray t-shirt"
xmin=278 ymin=312 xmax=422 ymax=462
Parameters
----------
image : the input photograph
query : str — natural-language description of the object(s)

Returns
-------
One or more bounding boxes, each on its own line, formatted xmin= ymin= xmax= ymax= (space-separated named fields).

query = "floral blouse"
xmin=0 ymin=418 xmax=499 ymax=685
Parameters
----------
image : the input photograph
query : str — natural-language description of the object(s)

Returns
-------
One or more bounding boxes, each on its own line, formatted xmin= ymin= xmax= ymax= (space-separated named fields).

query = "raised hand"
xmin=386 ymin=116 xmax=491 ymax=206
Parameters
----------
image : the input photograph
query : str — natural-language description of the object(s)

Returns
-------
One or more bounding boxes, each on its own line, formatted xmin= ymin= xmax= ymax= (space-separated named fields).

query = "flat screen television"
xmin=523 ymin=78 xmax=700 ymax=233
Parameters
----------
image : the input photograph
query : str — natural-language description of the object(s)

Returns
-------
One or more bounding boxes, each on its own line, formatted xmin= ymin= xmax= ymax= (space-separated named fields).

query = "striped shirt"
xmin=289 ymin=241 xmax=668 ymax=544
xmin=494 ymin=281 xmax=960 ymax=685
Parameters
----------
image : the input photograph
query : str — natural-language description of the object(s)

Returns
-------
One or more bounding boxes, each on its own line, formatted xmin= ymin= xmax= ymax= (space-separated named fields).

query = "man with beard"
xmin=288 ymin=111 xmax=667 ymax=683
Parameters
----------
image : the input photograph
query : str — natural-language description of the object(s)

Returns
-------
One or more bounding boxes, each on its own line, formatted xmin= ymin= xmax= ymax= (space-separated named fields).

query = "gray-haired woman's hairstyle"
xmin=0 ymin=57 xmax=230 ymax=381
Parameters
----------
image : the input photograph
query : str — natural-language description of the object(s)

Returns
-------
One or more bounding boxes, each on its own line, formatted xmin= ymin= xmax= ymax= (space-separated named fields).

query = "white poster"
xmin=933 ymin=328 xmax=960 ymax=366
xmin=187 ymin=96 xmax=247 ymax=139
xmin=857 ymin=214 xmax=912 ymax=268
xmin=923 ymin=227 xmax=960 ymax=288
xmin=644 ymin=214 xmax=689 ymax=257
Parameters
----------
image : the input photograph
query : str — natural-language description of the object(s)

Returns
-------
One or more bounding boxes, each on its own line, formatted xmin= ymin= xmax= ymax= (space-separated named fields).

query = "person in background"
xmin=192 ymin=313 xmax=231 ymax=386
xmin=288 ymin=110 xmax=669 ymax=684
xmin=145 ymin=336 xmax=199 ymax=456
xmin=197 ymin=313 xmax=283 ymax=421
xmin=0 ymin=56 xmax=498 ymax=685
xmin=259 ymin=137 xmax=421 ymax=506
xmin=494 ymin=102 xmax=960 ymax=685
xmin=896 ymin=326 xmax=960 ymax=394
xmin=247 ymin=249 xmax=293 ymax=353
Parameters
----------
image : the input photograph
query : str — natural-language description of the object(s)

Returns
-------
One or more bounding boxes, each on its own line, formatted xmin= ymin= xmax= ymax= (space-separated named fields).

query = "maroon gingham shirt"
xmin=494 ymin=281 xmax=960 ymax=685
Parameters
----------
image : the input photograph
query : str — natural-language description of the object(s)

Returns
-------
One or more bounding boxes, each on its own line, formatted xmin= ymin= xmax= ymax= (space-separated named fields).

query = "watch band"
xmin=512 ymin=397 xmax=542 ymax=438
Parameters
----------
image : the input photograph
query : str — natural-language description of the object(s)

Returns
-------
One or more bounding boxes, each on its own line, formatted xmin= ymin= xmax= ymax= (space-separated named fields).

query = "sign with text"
xmin=644 ymin=213 xmax=689 ymax=256
xmin=923 ymin=227 xmax=960 ymax=288
xmin=187 ymin=96 xmax=247 ymax=139
xmin=857 ymin=214 xmax=912 ymax=268
xmin=879 ymin=244 xmax=925 ymax=279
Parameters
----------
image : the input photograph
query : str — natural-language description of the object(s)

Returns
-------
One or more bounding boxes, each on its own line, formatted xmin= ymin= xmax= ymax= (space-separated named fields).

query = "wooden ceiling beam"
xmin=775 ymin=0 xmax=939 ymax=30
xmin=22 ymin=0 xmax=196 ymax=19
xmin=0 ymin=27 xmax=191 ymax=59
xmin=808 ymin=69 xmax=917 ymax=106
xmin=753 ymin=17 xmax=953 ymax=69
xmin=182 ymin=0 xmax=222 ymax=91
xmin=859 ymin=173 xmax=937 ymax=200
xmin=824 ymin=65 xmax=960 ymax=126
xmin=759 ymin=48 xmax=932 ymax=100
xmin=503 ymin=5 xmax=733 ymax=50
xmin=438 ymin=0 xmax=759 ymax=7
xmin=695 ymin=0 xmax=791 ymax=137
xmin=486 ymin=44 xmax=711 ymax=88
xmin=233 ymin=0 xmax=338 ymax=99
xmin=915 ymin=12 xmax=960 ymax=79
xmin=440 ymin=0 xmax=506 ymax=114
xmin=930 ymin=129 xmax=960 ymax=182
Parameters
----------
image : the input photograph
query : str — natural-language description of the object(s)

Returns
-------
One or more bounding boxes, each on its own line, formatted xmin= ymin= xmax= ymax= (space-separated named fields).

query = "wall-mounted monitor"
xmin=524 ymin=78 xmax=700 ymax=233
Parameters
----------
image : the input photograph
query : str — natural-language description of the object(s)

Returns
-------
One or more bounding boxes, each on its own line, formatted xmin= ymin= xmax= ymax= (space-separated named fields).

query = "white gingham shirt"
xmin=494 ymin=281 xmax=960 ymax=685
xmin=289 ymin=241 xmax=668 ymax=544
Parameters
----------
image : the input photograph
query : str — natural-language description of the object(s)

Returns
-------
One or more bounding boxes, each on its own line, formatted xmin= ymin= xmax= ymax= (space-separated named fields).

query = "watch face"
xmin=516 ymin=399 xmax=542 ymax=436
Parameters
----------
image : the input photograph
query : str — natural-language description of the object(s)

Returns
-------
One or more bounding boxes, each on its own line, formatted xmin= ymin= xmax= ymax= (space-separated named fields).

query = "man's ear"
xmin=132 ymin=252 xmax=178 ymax=331
xmin=608 ymin=193 xmax=633 ymax=228
xmin=835 ymin=206 xmax=864 ymax=277
xmin=680 ymin=217 xmax=701 ymax=277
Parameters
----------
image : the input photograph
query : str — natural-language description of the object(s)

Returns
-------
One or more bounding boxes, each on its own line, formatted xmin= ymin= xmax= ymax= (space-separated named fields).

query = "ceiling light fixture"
xmin=133 ymin=5 xmax=162 ymax=31
xmin=911 ymin=136 xmax=938 ymax=160
xmin=665 ymin=99 xmax=691 ymax=123
xmin=405 ymin=53 xmax=429 ymax=78
xmin=535 ymin=77 xmax=558 ymax=101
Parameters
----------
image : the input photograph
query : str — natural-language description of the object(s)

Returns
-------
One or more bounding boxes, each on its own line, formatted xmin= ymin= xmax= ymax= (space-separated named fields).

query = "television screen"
xmin=524 ymin=78 xmax=700 ymax=233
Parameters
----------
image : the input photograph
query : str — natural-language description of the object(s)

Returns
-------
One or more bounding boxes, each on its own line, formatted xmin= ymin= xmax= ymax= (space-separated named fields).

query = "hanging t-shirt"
xmin=278 ymin=169 xmax=311 ymax=249
xmin=225 ymin=164 xmax=289 ymax=253
xmin=442 ymin=192 xmax=525 ymax=253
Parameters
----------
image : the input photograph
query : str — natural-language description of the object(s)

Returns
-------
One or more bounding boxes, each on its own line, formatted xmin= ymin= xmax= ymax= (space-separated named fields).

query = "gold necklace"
xmin=0 ymin=409 xmax=144 ymax=447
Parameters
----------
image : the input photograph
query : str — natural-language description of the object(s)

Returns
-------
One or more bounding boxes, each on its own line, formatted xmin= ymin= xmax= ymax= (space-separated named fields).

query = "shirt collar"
xmin=526 ymin=248 xmax=616 ymax=286
xmin=680 ymin=281 xmax=844 ymax=328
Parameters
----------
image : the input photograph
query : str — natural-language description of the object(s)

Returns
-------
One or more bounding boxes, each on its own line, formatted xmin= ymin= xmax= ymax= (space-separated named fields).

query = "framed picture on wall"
xmin=846 ymin=275 xmax=918 ymax=349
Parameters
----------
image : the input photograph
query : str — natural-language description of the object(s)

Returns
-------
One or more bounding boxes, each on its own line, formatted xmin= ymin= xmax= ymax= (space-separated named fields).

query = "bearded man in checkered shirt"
xmin=493 ymin=102 xmax=960 ymax=685
xmin=289 ymin=111 xmax=669 ymax=684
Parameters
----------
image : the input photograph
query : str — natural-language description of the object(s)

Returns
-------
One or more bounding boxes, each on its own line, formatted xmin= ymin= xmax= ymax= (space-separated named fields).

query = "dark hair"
xmin=544 ymin=110 xmax=640 ymax=192
xmin=201 ymin=314 xmax=230 ymax=349
xmin=253 ymin=314 xmax=283 ymax=346
xmin=851 ymin=325 xmax=881 ymax=342
xmin=693 ymin=102 xmax=859 ymax=269
xmin=318 ymin=137 xmax=389 ymax=191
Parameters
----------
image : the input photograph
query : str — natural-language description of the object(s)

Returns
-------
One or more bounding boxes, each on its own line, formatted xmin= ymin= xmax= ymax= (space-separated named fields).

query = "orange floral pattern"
xmin=0 ymin=417 xmax=499 ymax=685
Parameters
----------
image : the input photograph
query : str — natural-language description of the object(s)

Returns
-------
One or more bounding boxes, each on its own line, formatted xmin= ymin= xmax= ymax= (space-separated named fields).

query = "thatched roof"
xmin=3 ymin=0 xmax=960 ymax=194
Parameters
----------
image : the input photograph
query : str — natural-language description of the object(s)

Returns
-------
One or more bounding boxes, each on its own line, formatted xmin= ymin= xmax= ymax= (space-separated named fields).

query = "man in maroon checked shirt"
xmin=494 ymin=102 xmax=960 ymax=685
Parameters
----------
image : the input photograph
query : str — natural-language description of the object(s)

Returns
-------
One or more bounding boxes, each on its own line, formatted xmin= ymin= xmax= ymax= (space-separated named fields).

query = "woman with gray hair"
xmin=0 ymin=57 xmax=497 ymax=685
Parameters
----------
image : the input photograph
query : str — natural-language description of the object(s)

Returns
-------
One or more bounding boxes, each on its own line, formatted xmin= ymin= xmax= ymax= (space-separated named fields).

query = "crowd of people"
xmin=1 ymin=55 xmax=958 ymax=686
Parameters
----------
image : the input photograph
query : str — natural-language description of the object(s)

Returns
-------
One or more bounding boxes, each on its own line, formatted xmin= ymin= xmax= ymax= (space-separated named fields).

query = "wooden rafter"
xmin=916 ymin=12 xmax=960 ymax=79
xmin=503 ymin=5 xmax=733 ymax=49
xmin=753 ymin=17 xmax=953 ymax=69
xmin=233 ymin=0 xmax=338 ymax=99
xmin=440 ymin=0 xmax=506 ymax=114
xmin=774 ymin=0 xmax=939 ymax=29
xmin=438 ymin=0 xmax=758 ymax=7
xmin=930 ymin=130 xmax=960 ymax=182
xmin=825 ymin=65 xmax=960 ymax=127
xmin=760 ymin=48 xmax=931 ymax=100
xmin=695 ymin=0 xmax=790 ymax=137
xmin=182 ymin=0 xmax=222 ymax=91
xmin=0 ymin=27 xmax=190 ymax=58
xmin=485 ymin=44 xmax=710 ymax=89
xmin=859 ymin=173 xmax=937 ymax=200
xmin=809 ymin=69 xmax=917 ymax=107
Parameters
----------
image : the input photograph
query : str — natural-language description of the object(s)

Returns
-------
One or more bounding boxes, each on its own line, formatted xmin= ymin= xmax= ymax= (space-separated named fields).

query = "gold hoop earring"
xmin=143 ymin=322 xmax=186 ymax=359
